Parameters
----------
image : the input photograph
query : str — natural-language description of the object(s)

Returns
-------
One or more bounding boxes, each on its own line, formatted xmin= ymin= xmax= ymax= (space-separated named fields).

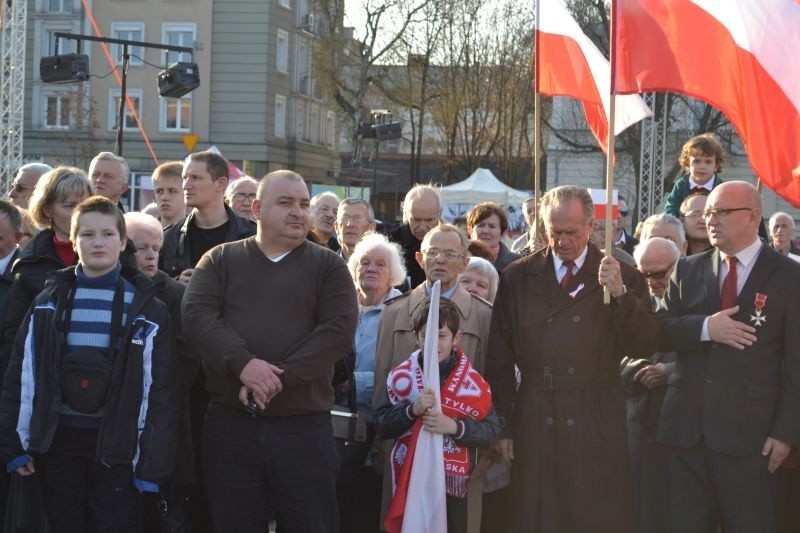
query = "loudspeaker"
xmin=40 ymin=54 xmax=90 ymax=83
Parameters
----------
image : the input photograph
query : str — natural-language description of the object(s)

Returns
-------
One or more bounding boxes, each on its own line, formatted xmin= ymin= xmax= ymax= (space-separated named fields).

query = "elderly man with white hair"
xmin=639 ymin=213 xmax=688 ymax=256
xmin=621 ymin=236 xmax=682 ymax=533
xmin=225 ymin=176 xmax=259 ymax=222
xmin=7 ymin=162 xmax=52 ymax=208
xmin=387 ymin=184 xmax=442 ymax=289
xmin=768 ymin=211 xmax=800 ymax=259
xmin=308 ymin=191 xmax=341 ymax=251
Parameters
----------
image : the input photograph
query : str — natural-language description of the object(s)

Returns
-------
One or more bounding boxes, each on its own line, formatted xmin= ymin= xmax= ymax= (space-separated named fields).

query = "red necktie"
xmin=720 ymin=256 xmax=738 ymax=309
xmin=560 ymin=261 xmax=575 ymax=290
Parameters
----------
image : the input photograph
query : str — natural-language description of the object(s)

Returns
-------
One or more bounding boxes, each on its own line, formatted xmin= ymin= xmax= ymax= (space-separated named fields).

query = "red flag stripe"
xmin=614 ymin=0 xmax=800 ymax=206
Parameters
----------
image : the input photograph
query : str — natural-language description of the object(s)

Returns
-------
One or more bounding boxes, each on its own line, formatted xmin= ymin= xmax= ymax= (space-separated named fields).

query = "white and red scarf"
xmin=386 ymin=348 xmax=493 ymax=500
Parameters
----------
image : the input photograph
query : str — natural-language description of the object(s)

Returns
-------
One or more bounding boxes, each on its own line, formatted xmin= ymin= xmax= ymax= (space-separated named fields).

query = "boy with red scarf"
xmin=375 ymin=300 xmax=500 ymax=532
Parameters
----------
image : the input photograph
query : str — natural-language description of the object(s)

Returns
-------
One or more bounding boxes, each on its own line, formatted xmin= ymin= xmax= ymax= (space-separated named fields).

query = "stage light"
xmin=157 ymin=62 xmax=200 ymax=98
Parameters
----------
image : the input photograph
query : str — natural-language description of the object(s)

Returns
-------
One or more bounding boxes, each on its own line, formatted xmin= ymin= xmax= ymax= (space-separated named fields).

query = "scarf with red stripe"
xmin=386 ymin=348 xmax=493 ymax=499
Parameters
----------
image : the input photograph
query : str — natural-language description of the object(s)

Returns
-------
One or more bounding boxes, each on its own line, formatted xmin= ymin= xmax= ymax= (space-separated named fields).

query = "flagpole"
xmin=533 ymin=0 xmax=542 ymax=238
xmin=603 ymin=0 xmax=619 ymax=305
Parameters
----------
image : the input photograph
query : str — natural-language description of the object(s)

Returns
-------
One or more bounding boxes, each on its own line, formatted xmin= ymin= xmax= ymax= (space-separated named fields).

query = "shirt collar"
xmin=688 ymin=175 xmax=715 ymax=191
xmin=425 ymin=282 xmax=459 ymax=300
xmin=720 ymin=237 xmax=762 ymax=269
xmin=552 ymin=244 xmax=589 ymax=273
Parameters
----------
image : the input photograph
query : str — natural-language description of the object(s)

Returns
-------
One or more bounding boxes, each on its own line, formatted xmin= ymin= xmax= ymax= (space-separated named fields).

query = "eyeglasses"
xmin=641 ymin=268 xmax=673 ymax=280
xmin=619 ymin=209 xmax=630 ymax=217
xmin=681 ymin=210 xmax=704 ymax=219
xmin=701 ymin=207 xmax=753 ymax=219
xmin=232 ymin=193 xmax=257 ymax=202
xmin=341 ymin=214 xmax=368 ymax=224
xmin=421 ymin=248 xmax=464 ymax=261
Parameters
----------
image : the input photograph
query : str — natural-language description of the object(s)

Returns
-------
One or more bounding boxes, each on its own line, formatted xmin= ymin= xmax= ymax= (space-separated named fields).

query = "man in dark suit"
xmin=658 ymin=181 xmax=800 ymax=533
xmin=613 ymin=198 xmax=639 ymax=255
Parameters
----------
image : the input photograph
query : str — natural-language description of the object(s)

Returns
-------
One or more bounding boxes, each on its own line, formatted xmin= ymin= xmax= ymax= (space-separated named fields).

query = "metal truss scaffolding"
xmin=0 ymin=0 xmax=27 ymax=190
xmin=638 ymin=92 xmax=669 ymax=219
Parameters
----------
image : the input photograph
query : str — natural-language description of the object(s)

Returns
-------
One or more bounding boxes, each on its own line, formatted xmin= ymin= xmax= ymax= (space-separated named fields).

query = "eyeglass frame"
xmin=232 ymin=192 xmax=257 ymax=202
xmin=640 ymin=265 xmax=675 ymax=280
xmin=420 ymin=248 xmax=465 ymax=261
xmin=701 ymin=207 xmax=753 ymax=219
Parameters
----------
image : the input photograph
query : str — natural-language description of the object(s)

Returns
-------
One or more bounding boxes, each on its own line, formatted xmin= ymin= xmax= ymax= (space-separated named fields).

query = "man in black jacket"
xmin=157 ymin=151 xmax=255 ymax=533
xmin=159 ymin=151 xmax=255 ymax=285
xmin=387 ymin=185 xmax=441 ymax=290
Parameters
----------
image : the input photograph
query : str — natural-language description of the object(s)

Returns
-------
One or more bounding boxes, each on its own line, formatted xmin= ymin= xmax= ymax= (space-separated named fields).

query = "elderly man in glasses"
xmin=7 ymin=163 xmax=52 ymax=208
xmin=658 ymin=181 xmax=800 ymax=533
xmin=334 ymin=198 xmax=376 ymax=262
xmin=621 ymin=234 xmax=683 ymax=533
xmin=372 ymin=223 xmax=493 ymax=530
xmin=225 ymin=176 xmax=259 ymax=221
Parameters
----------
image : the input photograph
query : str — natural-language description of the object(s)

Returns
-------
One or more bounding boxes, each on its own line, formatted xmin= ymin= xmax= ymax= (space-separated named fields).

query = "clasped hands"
xmin=238 ymin=358 xmax=284 ymax=410
xmin=413 ymin=388 xmax=458 ymax=435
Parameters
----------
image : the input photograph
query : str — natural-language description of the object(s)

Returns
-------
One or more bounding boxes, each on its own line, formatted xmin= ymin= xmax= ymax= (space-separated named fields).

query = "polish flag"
xmin=588 ymin=189 xmax=619 ymax=220
xmin=536 ymin=0 xmax=652 ymax=154
xmin=614 ymin=0 xmax=800 ymax=206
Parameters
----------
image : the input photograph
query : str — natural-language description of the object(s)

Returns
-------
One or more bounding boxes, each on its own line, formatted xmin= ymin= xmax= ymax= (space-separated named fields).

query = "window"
xmin=109 ymin=89 xmax=143 ymax=131
xmin=309 ymin=105 xmax=320 ymax=144
xmin=275 ymin=95 xmax=286 ymax=138
xmin=46 ymin=0 xmax=73 ymax=13
xmin=163 ymin=23 xmax=195 ymax=65
xmin=111 ymin=23 xmax=145 ymax=66
xmin=160 ymin=95 xmax=192 ymax=131
xmin=277 ymin=30 xmax=288 ymax=73
xmin=297 ymin=42 xmax=310 ymax=84
xmin=279 ymin=0 xmax=290 ymax=7
xmin=46 ymin=29 xmax=77 ymax=56
xmin=295 ymin=101 xmax=306 ymax=141
xmin=43 ymin=93 xmax=72 ymax=129
xmin=325 ymin=111 xmax=335 ymax=147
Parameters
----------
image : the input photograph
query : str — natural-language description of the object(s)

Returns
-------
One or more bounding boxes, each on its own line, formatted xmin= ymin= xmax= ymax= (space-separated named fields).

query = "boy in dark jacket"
xmin=0 ymin=196 xmax=178 ymax=533
xmin=375 ymin=299 xmax=500 ymax=532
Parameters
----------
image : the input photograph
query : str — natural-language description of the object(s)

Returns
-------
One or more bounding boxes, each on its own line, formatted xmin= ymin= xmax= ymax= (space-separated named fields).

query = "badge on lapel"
xmin=750 ymin=292 xmax=767 ymax=326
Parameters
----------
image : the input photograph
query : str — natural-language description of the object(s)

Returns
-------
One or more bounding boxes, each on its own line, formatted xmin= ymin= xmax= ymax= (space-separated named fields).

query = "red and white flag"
xmin=588 ymin=189 xmax=619 ymax=220
xmin=536 ymin=0 xmax=652 ymax=154
xmin=384 ymin=281 xmax=447 ymax=533
xmin=614 ymin=0 xmax=800 ymax=206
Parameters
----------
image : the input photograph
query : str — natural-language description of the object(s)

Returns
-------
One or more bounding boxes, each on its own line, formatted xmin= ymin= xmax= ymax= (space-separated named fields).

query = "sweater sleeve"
xmin=276 ymin=255 xmax=358 ymax=388
xmin=181 ymin=248 xmax=257 ymax=380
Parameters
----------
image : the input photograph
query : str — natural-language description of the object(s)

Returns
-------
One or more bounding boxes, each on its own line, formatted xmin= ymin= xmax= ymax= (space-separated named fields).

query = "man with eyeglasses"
xmin=225 ymin=176 xmax=259 ymax=222
xmin=622 ymin=236 xmax=683 ymax=533
xmin=658 ymin=181 xmax=800 ymax=533
xmin=613 ymin=197 xmax=639 ymax=255
xmin=387 ymin=185 xmax=442 ymax=290
xmin=335 ymin=198 xmax=376 ymax=262
xmin=7 ymin=163 xmax=51 ymax=209
xmin=124 ymin=211 xmax=196 ymax=531
xmin=679 ymin=192 xmax=712 ymax=256
xmin=372 ymin=223 xmax=493 ymax=529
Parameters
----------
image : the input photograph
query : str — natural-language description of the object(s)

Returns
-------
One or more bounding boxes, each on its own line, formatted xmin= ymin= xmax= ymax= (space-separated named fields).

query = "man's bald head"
xmin=705 ymin=181 xmax=762 ymax=254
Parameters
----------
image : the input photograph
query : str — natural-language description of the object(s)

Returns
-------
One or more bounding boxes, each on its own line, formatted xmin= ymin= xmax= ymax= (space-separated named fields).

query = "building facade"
xmin=21 ymin=0 xmax=340 ymax=209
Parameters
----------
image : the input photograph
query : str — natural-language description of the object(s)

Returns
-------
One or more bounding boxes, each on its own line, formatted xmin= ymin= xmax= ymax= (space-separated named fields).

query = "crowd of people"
xmin=0 ymin=133 xmax=795 ymax=533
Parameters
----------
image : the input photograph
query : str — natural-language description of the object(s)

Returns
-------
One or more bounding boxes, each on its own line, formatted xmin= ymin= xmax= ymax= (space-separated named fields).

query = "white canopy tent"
xmin=439 ymin=168 xmax=531 ymax=205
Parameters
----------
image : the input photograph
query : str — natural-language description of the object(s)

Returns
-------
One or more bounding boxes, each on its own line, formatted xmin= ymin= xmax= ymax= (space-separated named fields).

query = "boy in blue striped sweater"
xmin=0 ymin=196 xmax=178 ymax=533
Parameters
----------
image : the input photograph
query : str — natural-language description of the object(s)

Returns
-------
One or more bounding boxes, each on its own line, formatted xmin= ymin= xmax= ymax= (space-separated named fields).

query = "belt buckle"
xmin=543 ymin=373 xmax=553 ymax=392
